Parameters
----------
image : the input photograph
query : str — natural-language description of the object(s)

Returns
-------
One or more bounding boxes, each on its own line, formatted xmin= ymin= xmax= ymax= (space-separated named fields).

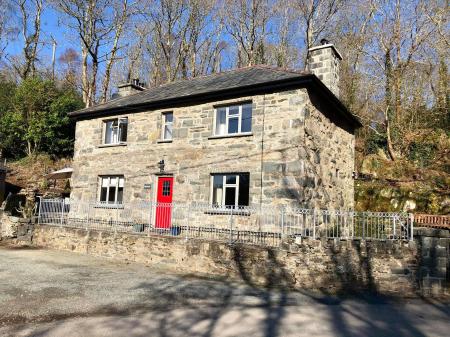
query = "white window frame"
xmin=161 ymin=112 xmax=173 ymax=141
xmin=103 ymin=117 xmax=128 ymax=145
xmin=214 ymin=103 xmax=252 ymax=136
xmin=210 ymin=174 xmax=241 ymax=209
xmin=98 ymin=176 xmax=124 ymax=205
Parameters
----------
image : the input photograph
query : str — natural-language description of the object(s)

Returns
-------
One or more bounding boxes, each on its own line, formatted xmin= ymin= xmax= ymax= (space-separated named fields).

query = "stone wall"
xmin=71 ymin=88 xmax=355 ymax=221
xmin=33 ymin=224 xmax=449 ymax=297
xmin=0 ymin=211 xmax=34 ymax=243
xmin=308 ymin=45 xmax=341 ymax=97
xmin=0 ymin=210 xmax=18 ymax=238
xmin=415 ymin=227 xmax=450 ymax=296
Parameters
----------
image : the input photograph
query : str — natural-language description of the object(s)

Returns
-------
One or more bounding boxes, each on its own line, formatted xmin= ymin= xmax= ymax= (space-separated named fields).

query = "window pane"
xmin=164 ymin=125 xmax=173 ymax=140
xmin=100 ymin=187 xmax=108 ymax=202
xmin=215 ymin=108 xmax=226 ymax=135
xmin=99 ymin=176 xmax=124 ymax=203
xmin=101 ymin=177 xmax=109 ymax=187
xmin=228 ymin=117 xmax=239 ymax=134
xmin=165 ymin=112 xmax=173 ymax=123
xmin=213 ymin=175 xmax=223 ymax=188
xmin=241 ymin=104 xmax=252 ymax=132
xmin=108 ymin=186 xmax=116 ymax=203
xmin=105 ymin=121 xmax=113 ymax=144
xmin=212 ymin=187 xmax=223 ymax=206
xmin=162 ymin=181 xmax=171 ymax=196
xmin=117 ymin=187 xmax=123 ymax=203
xmin=119 ymin=118 xmax=128 ymax=142
xmin=212 ymin=175 xmax=223 ymax=206
xmin=225 ymin=187 xmax=236 ymax=207
xmin=226 ymin=175 xmax=236 ymax=184
xmin=238 ymin=173 xmax=250 ymax=206
xmin=105 ymin=119 xmax=119 ymax=144
xmin=229 ymin=106 xmax=239 ymax=115
xmin=112 ymin=130 xmax=118 ymax=143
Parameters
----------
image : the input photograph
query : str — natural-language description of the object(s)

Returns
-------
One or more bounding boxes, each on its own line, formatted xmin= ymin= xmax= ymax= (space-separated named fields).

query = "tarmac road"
xmin=0 ymin=245 xmax=449 ymax=337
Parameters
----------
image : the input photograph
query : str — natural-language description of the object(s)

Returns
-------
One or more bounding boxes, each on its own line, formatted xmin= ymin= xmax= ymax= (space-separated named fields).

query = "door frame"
xmin=152 ymin=174 xmax=174 ymax=228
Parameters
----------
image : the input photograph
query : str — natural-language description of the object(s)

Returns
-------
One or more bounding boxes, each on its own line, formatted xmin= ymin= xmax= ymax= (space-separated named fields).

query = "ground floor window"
xmin=99 ymin=176 xmax=124 ymax=204
xmin=211 ymin=173 xmax=249 ymax=208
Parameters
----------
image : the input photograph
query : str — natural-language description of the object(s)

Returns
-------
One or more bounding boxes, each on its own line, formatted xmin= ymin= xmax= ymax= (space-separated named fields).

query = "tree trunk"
xmin=26 ymin=140 xmax=32 ymax=157
xmin=81 ymin=46 xmax=89 ymax=107
xmin=100 ymin=0 xmax=128 ymax=103
xmin=88 ymin=57 xmax=98 ymax=107
xmin=385 ymin=108 xmax=396 ymax=161
xmin=384 ymin=48 xmax=396 ymax=161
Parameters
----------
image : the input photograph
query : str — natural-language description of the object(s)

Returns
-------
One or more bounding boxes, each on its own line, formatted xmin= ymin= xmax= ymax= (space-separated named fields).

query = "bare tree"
xmin=296 ymin=0 xmax=345 ymax=68
xmin=143 ymin=0 xmax=189 ymax=83
xmin=0 ymin=0 xmax=15 ymax=61
xmin=9 ymin=0 xmax=44 ymax=79
xmin=142 ymin=0 xmax=221 ymax=85
xmin=223 ymin=0 xmax=271 ymax=67
xmin=334 ymin=2 xmax=374 ymax=112
xmin=183 ymin=0 xmax=223 ymax=77
xmin=100 ymin=0 xmax=134 ymax=103
xmin=367 ymin=0 xmax=437 ymax=159
xmin=56 ymin=0 xmax=134 ymax=106
xmin=57 ymin=47 xmax=81 ymax=88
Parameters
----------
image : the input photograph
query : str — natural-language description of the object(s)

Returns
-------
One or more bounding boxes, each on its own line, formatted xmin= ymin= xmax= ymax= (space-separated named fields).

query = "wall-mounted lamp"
xmin=158 ymin=159 xmax=165 ymax=173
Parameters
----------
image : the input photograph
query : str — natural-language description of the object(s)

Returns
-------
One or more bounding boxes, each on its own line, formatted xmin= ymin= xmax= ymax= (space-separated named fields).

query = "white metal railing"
xmin=37 ymin=198 xmax=414 ymax=247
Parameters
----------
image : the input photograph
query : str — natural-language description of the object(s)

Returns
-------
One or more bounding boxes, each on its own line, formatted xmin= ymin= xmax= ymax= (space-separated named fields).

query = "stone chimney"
xmin=115 ymin=78 xmax=145 ymax=98
xmin=308 ymin=39 xmax=342 ymax=97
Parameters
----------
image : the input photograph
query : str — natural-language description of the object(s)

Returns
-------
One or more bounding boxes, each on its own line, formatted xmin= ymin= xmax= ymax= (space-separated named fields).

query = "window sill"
xmin=208 ymin=132 xmax=253 ymax=140
xmin=204 ymin=208 xmax=251 ymax=216
xmin=98 ymin=143 xmax=127 ymax=148
xmin=94 ymin=203 xmax=125 ymax=209
xmin=157 ymin=139 xmax=173 ymax=144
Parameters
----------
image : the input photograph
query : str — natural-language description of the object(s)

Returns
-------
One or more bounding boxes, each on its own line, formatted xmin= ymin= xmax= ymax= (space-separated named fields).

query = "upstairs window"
xmin=99 ymin=176 xmax=124 ymax=204
xmin=104 ymin=117 xmax=128 ymax=144
xmin=161 ymin=112 xmax=173 ymax=140
xmin=215 ymin=103 xmax=252 ymax=136
xmin=211 ymin=173 xmax=250 ymax=208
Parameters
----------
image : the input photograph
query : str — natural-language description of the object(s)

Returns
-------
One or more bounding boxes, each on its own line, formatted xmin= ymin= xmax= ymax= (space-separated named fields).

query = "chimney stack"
xmin=308 ymin=39 xmax=342 ymax=97
xmin=116 ymin=78 xmax=145 ymax=98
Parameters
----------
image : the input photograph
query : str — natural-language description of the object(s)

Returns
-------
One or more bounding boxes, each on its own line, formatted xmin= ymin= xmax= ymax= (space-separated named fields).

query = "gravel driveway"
xmin=0 ymin=245 xmax=449 ymax=337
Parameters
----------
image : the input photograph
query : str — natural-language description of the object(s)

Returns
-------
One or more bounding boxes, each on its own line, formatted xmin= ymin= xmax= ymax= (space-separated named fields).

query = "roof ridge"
xmin=76 ymin=88 xmax=145 ymax=113
xmin=75 ymin=65 xmax=310 ymax=113
xmin=251 ymin=64 xmax=310 ymax=76
xmin=144 ymin=65 xmax=263 ymax=90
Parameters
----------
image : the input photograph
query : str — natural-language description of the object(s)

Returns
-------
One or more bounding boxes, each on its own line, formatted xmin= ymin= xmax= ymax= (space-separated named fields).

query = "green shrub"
xmin=365 ymin=132 xmax=387 ymax=155
xmin=407 ymin=142 xmax=437 ymax=167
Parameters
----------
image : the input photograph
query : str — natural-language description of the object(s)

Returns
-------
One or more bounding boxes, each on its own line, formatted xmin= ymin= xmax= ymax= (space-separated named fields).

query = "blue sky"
xmin=6 ymin=6 xmax=75 ymax=69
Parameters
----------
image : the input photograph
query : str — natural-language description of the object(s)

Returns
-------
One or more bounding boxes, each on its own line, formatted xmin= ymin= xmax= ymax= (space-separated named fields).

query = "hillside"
xmin=5 ymin=155 xmax=71 ymax=198
xmin=355 ymin=129 xmax=449 ymax=214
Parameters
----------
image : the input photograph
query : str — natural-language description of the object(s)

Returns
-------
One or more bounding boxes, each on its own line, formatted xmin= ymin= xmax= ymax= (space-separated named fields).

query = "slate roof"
xmin=69 ymin=65 xmax=361 ymax=128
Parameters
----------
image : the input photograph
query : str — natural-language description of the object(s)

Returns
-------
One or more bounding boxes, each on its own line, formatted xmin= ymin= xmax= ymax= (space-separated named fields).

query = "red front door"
xmin=155 ymin=177 xmax=173 ymax=229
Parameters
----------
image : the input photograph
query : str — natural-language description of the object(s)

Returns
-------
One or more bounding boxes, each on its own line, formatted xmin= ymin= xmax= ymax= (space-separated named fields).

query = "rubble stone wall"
xmin=71 ymin=88 xmax=355 ymax=222
xmin=33 ymin=224 xmax=450 ymax=297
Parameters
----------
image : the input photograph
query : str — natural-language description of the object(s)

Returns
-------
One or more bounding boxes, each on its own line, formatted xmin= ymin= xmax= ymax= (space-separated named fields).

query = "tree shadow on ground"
xmin=232 ymin=245 xmax=289 ymax=337
xmin=2 ymin=243 xmax=448 ymax=337
xmin=324 ymin=240 xmax=430 ymax=337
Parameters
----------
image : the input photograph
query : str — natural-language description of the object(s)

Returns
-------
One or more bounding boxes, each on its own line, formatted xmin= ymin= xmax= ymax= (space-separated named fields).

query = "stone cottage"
xmin=68 ymin=42 xmax=360 ymax=228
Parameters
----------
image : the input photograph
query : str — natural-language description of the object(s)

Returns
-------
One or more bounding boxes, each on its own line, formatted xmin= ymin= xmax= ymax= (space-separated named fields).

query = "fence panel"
xmin=37 ymin=199 xmax=414 ymax=246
